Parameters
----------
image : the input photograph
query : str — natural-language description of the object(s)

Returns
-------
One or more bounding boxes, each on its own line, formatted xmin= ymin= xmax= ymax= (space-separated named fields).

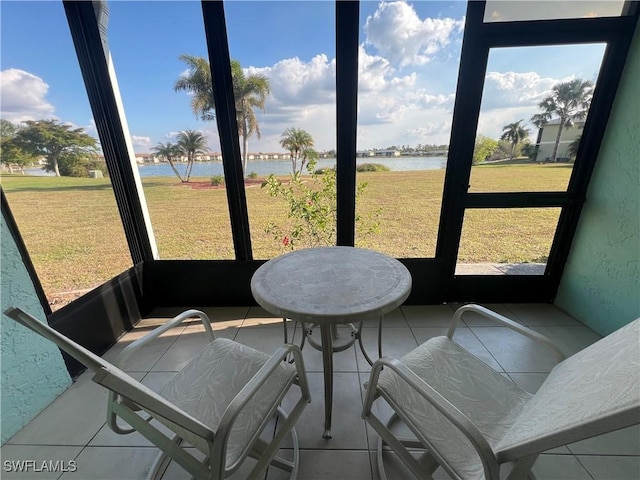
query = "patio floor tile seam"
xmin=458 ymin=324 xmax=511 ymax=372
xmin=567 ymin=452 xmax=640 ymax=457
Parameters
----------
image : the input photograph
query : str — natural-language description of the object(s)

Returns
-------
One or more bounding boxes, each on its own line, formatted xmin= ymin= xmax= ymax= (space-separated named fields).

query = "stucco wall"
xmin=1 ymin=213 xmax=71 ymax=444
xmin=555 ymin=25 xmax=640 ymax=336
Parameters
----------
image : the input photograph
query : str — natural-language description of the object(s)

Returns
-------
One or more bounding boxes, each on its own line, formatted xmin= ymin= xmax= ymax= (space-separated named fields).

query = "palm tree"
xmin=280 ymin=128 xmax=318 ymax=175
xmin=500 ymin=120 xmax=530 ymax=161
xmin=174 ymin=54 xmax=270 ymax=173
xmin=176 ymin=130 xmax=208 ymax=182
xmin=567 ymin=135 xmax=582 ymax=162
xmin=530 ymin=78 xmax=593 ymax=163
xmin=152 ymin=141 xmax=185 ymax=182
xmin=232 ymin=61 xmax=270 ymax=173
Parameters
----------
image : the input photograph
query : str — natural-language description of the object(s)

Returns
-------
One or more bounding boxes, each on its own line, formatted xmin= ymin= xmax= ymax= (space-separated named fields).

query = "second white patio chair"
xmin=5 ymin=307 xmax=311 ymax=480
xmin=362 ymin=304 xmax=640 ymax=480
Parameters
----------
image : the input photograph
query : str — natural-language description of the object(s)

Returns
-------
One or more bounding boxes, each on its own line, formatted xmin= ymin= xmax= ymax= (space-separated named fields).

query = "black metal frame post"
xmin=436 ymin=1 xmax=488 ymax=275
xmin=64 ymin=1 xmax=156 ymax=264
xmin=201 ymin=1 xmax=253 ymax=261
xmin=335 ymin=0 xmax=360 ymax=246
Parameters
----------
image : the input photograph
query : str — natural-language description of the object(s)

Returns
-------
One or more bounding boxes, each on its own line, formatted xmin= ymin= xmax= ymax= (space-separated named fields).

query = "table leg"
xmin=320 ymin=323 xmax=334 ymax=439
xmin=357 ymin=315 xmax=384 ymax=366
xmin=282 ymin=318 xmax=288 ymax=344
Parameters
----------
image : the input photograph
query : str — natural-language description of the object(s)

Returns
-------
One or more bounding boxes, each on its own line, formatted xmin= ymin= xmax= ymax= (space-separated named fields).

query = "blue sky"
xmin=1 ymin=1 xmax=610 ymax=153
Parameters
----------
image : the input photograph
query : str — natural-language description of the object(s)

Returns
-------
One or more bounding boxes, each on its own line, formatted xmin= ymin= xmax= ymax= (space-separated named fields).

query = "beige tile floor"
xmin=2 ymin=304 xmax=639 ymax=480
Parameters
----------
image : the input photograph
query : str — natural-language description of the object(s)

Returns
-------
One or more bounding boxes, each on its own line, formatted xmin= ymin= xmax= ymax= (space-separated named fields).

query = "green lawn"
xmin=1 ymin=163 xmax=572 ymax=301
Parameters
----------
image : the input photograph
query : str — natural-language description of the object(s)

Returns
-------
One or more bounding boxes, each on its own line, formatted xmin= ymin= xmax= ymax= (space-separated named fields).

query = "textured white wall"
xmin=1 ymin=214 xmax=71 ymax=444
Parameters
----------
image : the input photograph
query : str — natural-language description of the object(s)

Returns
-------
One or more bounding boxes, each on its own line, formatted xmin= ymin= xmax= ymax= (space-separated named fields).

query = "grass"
xmin=2 ymin=163 xmax=572 ymax=300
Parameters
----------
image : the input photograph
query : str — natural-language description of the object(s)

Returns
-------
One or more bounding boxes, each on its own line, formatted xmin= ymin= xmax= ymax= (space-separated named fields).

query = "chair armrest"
xmin=363 ymin=356 xmax=499 ymax=479
xmin=449 ymin=304 xmax=566 ymax=361
xmin=214 ymin=344 xmax=310 ymax=455
xmin=115 ymin=309 xmax=215 ymax=369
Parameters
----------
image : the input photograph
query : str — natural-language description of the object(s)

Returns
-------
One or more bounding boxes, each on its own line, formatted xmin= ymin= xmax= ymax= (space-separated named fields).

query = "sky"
xmin=0 ymin=1 xmax=615 ymax=153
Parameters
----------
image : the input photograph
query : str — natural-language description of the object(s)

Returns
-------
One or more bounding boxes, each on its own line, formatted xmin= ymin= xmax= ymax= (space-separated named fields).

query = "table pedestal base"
xmin=281 ymin=316 xmax=384 ymax=438
xmin=320 ymin=323 xmax=334 ymax=439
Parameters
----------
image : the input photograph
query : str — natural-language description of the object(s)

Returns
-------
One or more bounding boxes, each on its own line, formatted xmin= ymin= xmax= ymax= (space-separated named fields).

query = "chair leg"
xmin=246 ymin=406 xmax=305 ymax=480
xmin=146 ymin=449 xmax=173 ymax=480
xmin=368 ymin=412 xmax=435 ymax=480
xmin=249 ymin=437 xmax=297 ymax=474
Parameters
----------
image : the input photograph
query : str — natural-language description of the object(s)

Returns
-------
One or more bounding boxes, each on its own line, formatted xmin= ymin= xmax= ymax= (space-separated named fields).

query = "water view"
xmin=136 ymin=156 xmax=447 ymax=178
xmin=22 ymin=156 xmax=447 ymax=178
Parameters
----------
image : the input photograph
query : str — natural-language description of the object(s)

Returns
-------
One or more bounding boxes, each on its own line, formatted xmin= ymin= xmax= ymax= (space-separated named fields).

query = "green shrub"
xmin=314 ymin=166 xmax=336 ymax=175
xmin=262 ymin=159 xmax=380 ymax=250
xmin=356 ymin=163 xmax=390 ymax=172
xmin=247 ymin=171 xmax=258 ymax=179
xmin=210 ymin=175 xmax=225 ymax=186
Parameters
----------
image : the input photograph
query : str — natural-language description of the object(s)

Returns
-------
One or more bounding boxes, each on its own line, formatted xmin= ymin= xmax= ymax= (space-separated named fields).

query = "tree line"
xmin=1 ymin=58 xmax=592 ymax=179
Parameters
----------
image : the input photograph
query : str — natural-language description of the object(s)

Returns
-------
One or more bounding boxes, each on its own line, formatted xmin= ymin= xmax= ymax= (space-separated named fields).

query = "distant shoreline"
xmin=136 ymin=156 xmax=448 ymax=177
xmin=19 ymin=157 xmax=547 ymax=179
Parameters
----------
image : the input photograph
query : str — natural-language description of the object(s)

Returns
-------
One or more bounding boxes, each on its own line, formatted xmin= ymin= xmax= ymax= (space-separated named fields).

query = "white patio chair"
xmin=5 ymin=307 xmax=311 ymax=480
xmin=362 ymin=304 xmax=640 ymax=480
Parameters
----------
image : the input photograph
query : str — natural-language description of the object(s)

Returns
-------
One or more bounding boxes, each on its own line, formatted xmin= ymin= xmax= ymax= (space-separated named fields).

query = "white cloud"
xmin=0 ymin=68 xmax=56 ymax=122
xmin=407 ymin=121 xmax=450 ymax=138
xmin=357 ymin=104 xmax=453 ymax=149
xmin=200 ymin=127 xmax=221 ymax=152
xmin=358 ymin=47 xmax=419 ymax=92
xmin=482 ymin=71 xmax=573 ymax=110
xmin=355 ymin=46 xmax=455 ymax=132
xmin=240 ymin=55 xmax=338 ymax=151
xmin=79 ymin=118 xmax=98 ymax=138
xmin=358 ymin=48 xmax=397 ymax=92
xmin=239 ymin=46 xmax=457 ymax=151
xmin=245 ymin=47 xmax=460 ymax=150
xmin=478 ymin=106 xmax=538 ymax=141
xmin=131 ymin=135 xmax=152 ymax=150
xmin=247 ymin=54 xmax=335 ymax=110
xmin=478 ymin=71 xmax=578 ymax=140
xmin=363 ymin=1 xmax=464 ymax=68
xmin=249 ymin=102 xmax=336 ymax=153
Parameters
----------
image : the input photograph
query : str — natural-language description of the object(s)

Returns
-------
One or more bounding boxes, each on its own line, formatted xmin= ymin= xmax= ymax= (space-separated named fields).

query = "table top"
xmin=250 ymin=246 xmax=412 ymax=323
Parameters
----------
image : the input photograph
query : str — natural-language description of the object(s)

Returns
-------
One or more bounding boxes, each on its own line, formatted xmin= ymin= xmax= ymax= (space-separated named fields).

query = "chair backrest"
xmin=4 ymin=307 xmax=213 ymax=440
xmin=496 ymin=318 xmax=640 ymax=459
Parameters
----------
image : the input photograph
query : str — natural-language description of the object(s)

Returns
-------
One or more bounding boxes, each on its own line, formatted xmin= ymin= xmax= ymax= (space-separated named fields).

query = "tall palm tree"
xmin=176 ymin=130 xmax=208 ymax=182
xmin=152 ymin=141 xmax=185 ymax=182
xmin=530 ymin=78 xmax=593 ymax=163
xmin=500 ymin=120 xmax=529 ymax=161
xmin=174 ymin=54 xmax=270 ymax=173
xmin=280 ymin=128 xmax=317 ymax=175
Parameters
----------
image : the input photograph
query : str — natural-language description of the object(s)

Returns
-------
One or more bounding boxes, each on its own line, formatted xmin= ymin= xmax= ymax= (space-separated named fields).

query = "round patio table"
xmin=250 ymin=246 xmax=412 ymax=439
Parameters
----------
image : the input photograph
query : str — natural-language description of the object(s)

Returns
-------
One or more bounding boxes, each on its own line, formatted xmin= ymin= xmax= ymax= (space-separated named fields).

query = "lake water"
xmin=136 ymin=156 xmax=447 ymax=178
xmin=24 ymin=156 xmax=447 ymax=178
